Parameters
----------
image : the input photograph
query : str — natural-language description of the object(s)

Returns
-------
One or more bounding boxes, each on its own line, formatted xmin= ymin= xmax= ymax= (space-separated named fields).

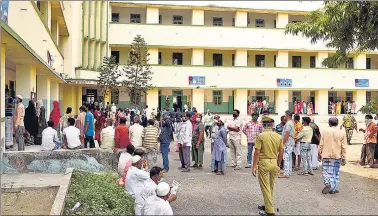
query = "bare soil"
xmin=1 ymin=187 xmax=58 ymax=215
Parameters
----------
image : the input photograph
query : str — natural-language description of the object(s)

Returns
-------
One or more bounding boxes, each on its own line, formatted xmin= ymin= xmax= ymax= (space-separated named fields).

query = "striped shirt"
xmin=142 ymin=126 xmax=159 ymax=150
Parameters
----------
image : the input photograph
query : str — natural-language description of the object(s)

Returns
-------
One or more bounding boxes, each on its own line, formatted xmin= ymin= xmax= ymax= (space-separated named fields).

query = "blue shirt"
xmin=5 ymin=97 xmax=14 ymax=117
xmin=85 ymin=111 xmax=94 ymax=136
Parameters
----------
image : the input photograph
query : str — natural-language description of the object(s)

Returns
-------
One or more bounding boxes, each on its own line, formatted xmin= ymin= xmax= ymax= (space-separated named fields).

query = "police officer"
xmin=340 ymin=111 xmax=357 ymax=145
xmin=252 ymin=119 xmax=284 ymax=216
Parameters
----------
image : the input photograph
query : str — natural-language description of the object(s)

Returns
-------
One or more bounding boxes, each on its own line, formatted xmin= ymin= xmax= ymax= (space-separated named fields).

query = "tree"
xmin=97 ymin=56 xmax=120 ymax=100
xmin=122 ymin=35 xmax=154 ymax=106
xmin=359 ymin=97 xmax=378 ymax=114
xmin=285 ymin=2 xmax=378 ymax=67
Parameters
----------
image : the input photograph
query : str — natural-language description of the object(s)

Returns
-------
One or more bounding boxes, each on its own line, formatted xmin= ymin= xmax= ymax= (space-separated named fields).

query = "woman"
xmin=35 ymin=100 xmax=47 ymax=145
xmin=24 ymin=100 xmax=38 ymax=145
xmin=307 ymin=102 xmax=313 ymax=115
xmin=298 ymin=101 xmax=302 ymax=114
xmin=95 ymin=109 xmax=106 ymax=142
xmin=352 ymin=101 xmax=356 ymax=114
xmin=211 ymin=119 xmax=227 ymax=175
xmin=50 ymin=101 xmax=61 ymax=132
xmin=75 ymin=106 xmax=86 ymax=144
xmin=336 ymin=101 xmax=341 ymax=115
xmin=294 ymin=101 xmax=298 ymax=114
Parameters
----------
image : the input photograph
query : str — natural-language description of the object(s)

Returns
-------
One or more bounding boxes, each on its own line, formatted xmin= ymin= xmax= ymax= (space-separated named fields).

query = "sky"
xmin=124 ymin=1 xmax=325 ymax=11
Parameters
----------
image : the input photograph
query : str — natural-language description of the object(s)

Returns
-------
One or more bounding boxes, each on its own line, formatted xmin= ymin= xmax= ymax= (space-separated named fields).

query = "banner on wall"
xmin=1 ymin=0 xmax=9 ymax=24
xmin=188 ymin=76 xmax=206 ymax=85
xmin=276 ymin=78 xmax=292 ymax=87
xmin=355 ymin=79 xmax=369 ymax=87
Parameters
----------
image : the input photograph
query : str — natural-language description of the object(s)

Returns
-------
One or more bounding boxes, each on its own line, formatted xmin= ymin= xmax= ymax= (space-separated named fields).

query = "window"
xmin=173 ymin=15 xmax=183 ymax=24
xmin=172 ymin=53 xmax=183 ymax=65
xmin=232 ymin=54 xmax=235 ymax=66
xmin=213 ymin=54 xmax=223 ymax=66
xmin=111 ymin=51 xmax=120 ymax=63
xmin=366 ymin=58 xmax=371 ymax=69
xmin=274 ymin=55 xmax=276 ymax=67
xmin=213 ymin=91 xmax=222 ymax=105
xmin=274 ymin=20 xmax=276 ymax=28
xmin=130 ymin=14 xmax=141 ymax=23
xmin=213 ymin=17 xmax=223 ymax=26
xmin=292 ymin=56 xmax=302 ymax=68
xmin=255 ymin=55 xmax=265 ymax=67
xmin=310 ymin=56 xmax=316 ymax=68
xmin=345 ymin=58 xmax=354 ymax=69
xmin=232 ymin=18 xmax=235 ymax=26
xmin=112 ymin=13 xmax=120 ymax=22
xmin=159 ymin=15 xmax=162 ymax=24
xmin=158 ymin=52 xmax=162 ymax=65
xmin=255 ymin=19 xmax=265 ymax=27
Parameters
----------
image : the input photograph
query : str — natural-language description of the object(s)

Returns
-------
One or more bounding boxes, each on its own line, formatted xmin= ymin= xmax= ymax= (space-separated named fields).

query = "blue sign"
xmin=1 ymin=0 xmax=9 ymax=24
xmin=189 ymin=76 xmax=205 ymax=85
xmin=355 ymin=79 xmax=369 ymax=87
xmin=276 ymin=78 xmax=292 ymax=87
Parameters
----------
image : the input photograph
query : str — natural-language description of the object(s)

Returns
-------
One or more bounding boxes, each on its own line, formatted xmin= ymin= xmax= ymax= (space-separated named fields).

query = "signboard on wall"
xmin=189 ymin=76 xmax=206 ymax=85
xmin=355 ymin=79 xmax=369 ymax=87
xmin=1 ymin=0 xmax=9 ymax=24
xmin=276 ymin=78 xmax=292 ymax=87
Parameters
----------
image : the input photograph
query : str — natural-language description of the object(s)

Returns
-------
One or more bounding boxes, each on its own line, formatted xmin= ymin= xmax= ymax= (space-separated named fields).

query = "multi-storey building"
xmin=2 ymin=1 xmax=378 ymax=145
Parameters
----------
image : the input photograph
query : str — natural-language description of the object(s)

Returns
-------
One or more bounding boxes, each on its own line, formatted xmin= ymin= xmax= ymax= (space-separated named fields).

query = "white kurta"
xmin=142 ymin=196 xmax=173 ymax=216
xmin=125 ymin=166 xmax=150 ymax=196
xmin=134 ymin=179 xmax=157 ymax=215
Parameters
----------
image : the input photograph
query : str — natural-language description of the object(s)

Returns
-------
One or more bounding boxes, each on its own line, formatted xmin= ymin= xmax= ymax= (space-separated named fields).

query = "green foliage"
xmin=98 ymin=56 xmax=121 ymax=98
xmin=64 ymin=170 xmax=134 ymax=215
xmin=285 ymin=1 xmax=378 ymax=67
xmin=122 ymin=35 xmax=154 ymax=106
xmin=359 ymin=97 xmax=378 ymax=114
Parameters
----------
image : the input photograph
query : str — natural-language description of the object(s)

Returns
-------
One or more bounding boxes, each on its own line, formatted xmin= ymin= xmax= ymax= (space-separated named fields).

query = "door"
xmin=228 ymin=96 xmax=234 ymax=114
xmin=182 ymin=96 xmax=187 ymax=111
xmin=160 ymin=96 xmax=166 ymax=110
xmin=176 ymin=96 xmax=182 ymax=111
xmin=168 ymin=96 xmax=174 ymax=111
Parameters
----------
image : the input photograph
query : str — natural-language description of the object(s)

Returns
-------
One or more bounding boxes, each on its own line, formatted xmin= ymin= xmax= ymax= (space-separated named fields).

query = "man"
xmin=5 ymin=90 xmax=14 ymax=149
xmin=192 ymin=113 xmax=205 ymax=169
xmin=115 ymin=117 xmax=131 ymax=153
xmin=84 ymin=105 xmax=96 ymax=148
xmin=293 ymin=114 xmax=303 ymax=171
xmin=262 ymin=98 xmax=267 ymax=112
xmin=227 ymin=109 xmax=243 ymax=170
xmin=126 ymin=155 xmax=150 ymax=197
xmin=252 ymin=118 xmax=284 ymax=216
xmin=63 ymin=118 xmax=82 ymax=150
xmin=340 ymin=111 xmax=357 ymax=145
xmin=359 ymin=114 xmax=378 ymax=168
xmin=100 ymin=119 xmax=115 ymax=150
xmin=14 ymin=94 xmax=25 ymax=151
xmin=142 ymin=119 xmax=159 ymax=168
xmin=261 ymin=110 xmax=275 ymax=131
xmin=178 ymin=112 xmax=193 ymax=172
xmin=309 ymin=118 xmax=321 ymax=170
xmin=279 ymin=110 xmax=295 ymax=178
xmin=210 ymin=115 xmax=221 ymax=153
xmin=184 ymin=103 xmax=188 ymax=112
xmin=303 ymin=101 xmax=307 ymax=115
xmin=160 ymin=116 xmax=172 ymax=172
xmin=319 ymin=117 xmax=347 ymax=194
xmin=204 ymin=109 xmax=213 ymax=138
xmin=41 ymin=121 xmax=60 ymax=151
xmin=275 ymin=116 xmax=286 ymax=136
xmin=129 ymin=116 xmax=144 ymax=148
xmin=243 ymin=113 xmax=264 ymax=168
xmin=144 ymin=105 xmax=150 ymax=120
xmin=111 ymin=102 xmax=117 ymax=114
xmin=295 ymin=117 xmax=313 ymax=176
xmin=143 ymin=182 xmax=174 ymax=215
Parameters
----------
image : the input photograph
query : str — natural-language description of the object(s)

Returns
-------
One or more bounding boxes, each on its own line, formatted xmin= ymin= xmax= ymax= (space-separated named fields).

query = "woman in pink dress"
xmin=294 ymin=101 xmax=298 ymax=114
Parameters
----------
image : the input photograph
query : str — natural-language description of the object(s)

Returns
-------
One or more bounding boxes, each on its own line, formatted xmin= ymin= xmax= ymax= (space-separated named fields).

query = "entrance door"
xmin=172 ymin=90 xmax=183 ymax=112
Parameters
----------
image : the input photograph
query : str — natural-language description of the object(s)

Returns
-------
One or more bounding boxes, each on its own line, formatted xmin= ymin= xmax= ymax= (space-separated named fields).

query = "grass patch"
xmin=64 ymin=170 xmax=134 ymax=215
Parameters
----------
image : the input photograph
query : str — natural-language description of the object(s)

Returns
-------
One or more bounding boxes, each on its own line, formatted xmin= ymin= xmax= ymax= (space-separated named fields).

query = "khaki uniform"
xmin=255 ymin=129 xmax=284 ymax=214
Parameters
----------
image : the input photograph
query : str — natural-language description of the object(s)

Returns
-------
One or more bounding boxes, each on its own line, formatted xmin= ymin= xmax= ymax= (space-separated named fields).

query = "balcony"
xmin=76 ymin=66 xmax=378 ymax=90
xmin=109 ymin=23 xmax=332 ymax=51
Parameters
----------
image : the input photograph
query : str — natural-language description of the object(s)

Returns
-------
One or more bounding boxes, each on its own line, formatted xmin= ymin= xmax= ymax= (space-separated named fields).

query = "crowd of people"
xmin=329 ymin=100 xmax=357 ymax=115
xmin=247 ymin=99 xmax=271 ymax=115
xmin=293 ymin=100 xmax=315 ymax=115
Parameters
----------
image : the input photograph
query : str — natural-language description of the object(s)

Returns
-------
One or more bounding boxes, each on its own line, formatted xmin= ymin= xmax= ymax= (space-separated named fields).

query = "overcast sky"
xmin=125 ymin=1 xmax=324 ymax=11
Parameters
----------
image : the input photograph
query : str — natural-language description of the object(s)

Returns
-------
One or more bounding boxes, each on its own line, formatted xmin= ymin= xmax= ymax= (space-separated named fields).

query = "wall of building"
xmin=159 ymin=9 xmax=192 ymax=25
xmin=247 ymin=50 xmax=276 ymax=67
xmin=111 ymin=6 xmax=147 ymax=23
xmin=248 ymin=13 xmax=276 ymax=28
xmin=204 ymin=10 xmax=234 ymax=27
xmin=159 ymin=48 xmax=192 ymax=65
xmin=204 ymin=49 xmax=235 ymax=66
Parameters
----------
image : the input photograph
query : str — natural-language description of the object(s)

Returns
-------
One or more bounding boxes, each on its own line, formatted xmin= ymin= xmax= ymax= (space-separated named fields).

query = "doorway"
xmin=310 ymin=91 xmax=315 ymax=113
xmin=173 ymin=90 xmax=183 ymax=112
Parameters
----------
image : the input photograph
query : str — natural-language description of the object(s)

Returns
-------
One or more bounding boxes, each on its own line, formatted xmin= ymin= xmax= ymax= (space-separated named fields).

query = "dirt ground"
xmin=1 ymin=187 xmax=58 ymax=215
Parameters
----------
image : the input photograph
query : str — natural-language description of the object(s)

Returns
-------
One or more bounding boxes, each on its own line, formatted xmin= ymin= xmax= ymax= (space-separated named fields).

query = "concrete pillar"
xmin=1 ymin=44 xmax=5 ymax=152
xmin=192 ymin=9 xmax=204 ymax=25
xmin=234 ymin=89 xmax=248 ymax=115
xmin=316 ymin=52 xmax=328 ymax=68
xmin=146 ymin=7 xmax=159 ymax=24
xmin=192 ymin=88 xmax=205 ymax=113
xmin=77 ymin=86 xmax=83 ymax=114
xmin=148 ymin=48 xmax=159 ymax=64
xmin=235 ymin=11 xmax=247 ymax=27
xmin=276 ymin=51 xmax=289 ymax=67
xmin=353 ymin=90 xmax=366 ymax=114
xmin=146 ymin=88 xmax=159 ymax=111
xmin=46 ymin=2 xmax=52 ymax=30
xmin=16 ymin=65 xmax=37 ymax=106
xmin=51 ymin=20 xmax=59 ymax=45
xmin=354 ymin=54 xmax=367 ymax=69
xmin=275 ymin=90 xmax=289 ymax=115
xmin=37 ymin=76 xmax=51 ymax=115
xmin=276 ymin=13 xmax=288 ymax=28
xmin=235 ymin=49 xmax=248 ymax=66
xmin=191 ymin=48 xmax=204 ymax=65
xmin=50 ymin=81 xmax=59 ymax=118
xmin=315 ymin=90 xmax=328 ymax=115
xmin=59 ymin=84 xmax=64 ymax=116
xmin=63 ymin=85 xmax=76 ymax=117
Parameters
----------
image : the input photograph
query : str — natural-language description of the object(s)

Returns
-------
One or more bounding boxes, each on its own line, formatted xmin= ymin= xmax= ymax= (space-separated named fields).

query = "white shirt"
xmin=143 ymin=196 xmax=173 ymax=216
xmin=135 ymin=179 xmax=157 ymax=215
xmin=178 ymin=120 xmax=192 ymax=147
xmin=129 ymin=123 xmax=144 ymax=148
xmin=100 ymin=126 xmax=115 ymax=149
xmin=41 ymin=127 xmax=59 ymax=151
xmin=118 ymin=152 xmax=133 ymax=175
xmin=145 ymin=108 xmax=150 ymax=119
xmin=262 ymin=100 xmax=267 ymax=106
xmin=63 ymin=126 xmax=81 ymax=149
xmin=111 ymin=105 xmax=117 ymax=113
xmin=125 ymin=166 xmax=150 ymax=196
xmin=184 ymin=104 xmax=188 ymax=111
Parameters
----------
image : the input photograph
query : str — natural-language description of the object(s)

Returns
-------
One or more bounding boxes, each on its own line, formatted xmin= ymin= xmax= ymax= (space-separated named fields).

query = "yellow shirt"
xmin=294 ymin=121 xmax=303 ymax=137
xmin=296 ymin=125 xmax=313 ymax=143
xmin=255 ymin=129 xmax=284 ymax=159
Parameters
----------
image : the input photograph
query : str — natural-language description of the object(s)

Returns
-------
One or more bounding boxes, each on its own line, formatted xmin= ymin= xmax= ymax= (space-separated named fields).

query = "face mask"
xmin=233 ymin=114 xmax=238 ymax=118
xmin=196 ymin=118 xmax=201 ymax=123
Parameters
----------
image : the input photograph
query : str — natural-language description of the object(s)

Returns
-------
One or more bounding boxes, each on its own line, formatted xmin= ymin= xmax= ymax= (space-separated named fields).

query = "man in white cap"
xmin=14 ymin=94 xmax=25 ymax=151
xmin=125 ymin=155 xmax=150 ymax=198
xmin=143 ymin=182 xmax=173 ymax=215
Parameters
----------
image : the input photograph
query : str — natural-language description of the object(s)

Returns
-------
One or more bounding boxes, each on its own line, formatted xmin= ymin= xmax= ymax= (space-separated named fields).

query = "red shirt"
xmin=115 ymin=124 xmax=131 ymax=149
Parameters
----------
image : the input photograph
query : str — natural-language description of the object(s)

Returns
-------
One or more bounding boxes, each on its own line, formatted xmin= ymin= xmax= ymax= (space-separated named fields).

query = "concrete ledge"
xmin=50 ymin=168 xmax=73 ymax=216
xmin=2 ymin=149 xmax=118 ymax=174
